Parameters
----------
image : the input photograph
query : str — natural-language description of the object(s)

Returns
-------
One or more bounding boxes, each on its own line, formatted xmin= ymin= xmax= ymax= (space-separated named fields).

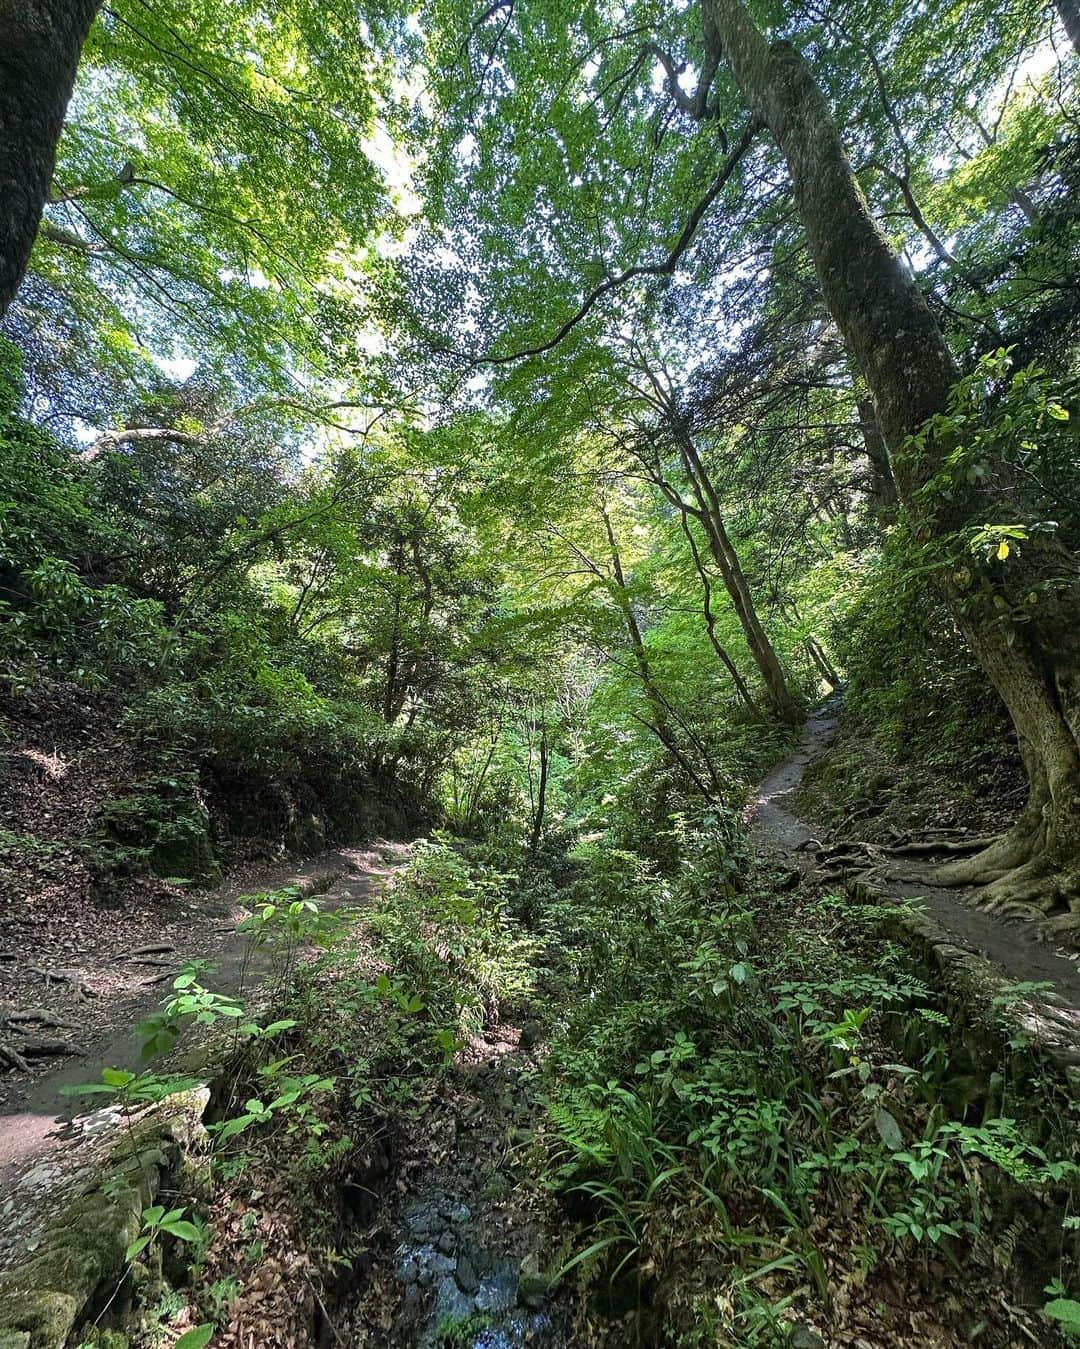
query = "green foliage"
xmin=93 ymin=776 xmax=219 ymax=889
xmin=536 ymin=841 xmax=1077 ymax=1330
xmin=369 ymin=838 xmax=542 ymax=1035
xmin=126 ymin=1205 xmax=207 ymax=1262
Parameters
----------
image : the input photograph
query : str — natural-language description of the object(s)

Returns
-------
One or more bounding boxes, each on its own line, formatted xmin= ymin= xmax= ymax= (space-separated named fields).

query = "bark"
xmin=528 ymin=720 xmax=549 ymax=853
xmin=0 ymin=0 xmax=101 ymax=317
xmin=674 ymin=502 xmax=762 ymax=715
xmin=1053 ymin=0 xmax=1080 ymax=56
xmin=602 ymin=507 xmax=723 ymax=800
xmin=703 ymin=0 xmax=1080 ymax=908
xmin=856 ymin=397 xmax=898 ymax=525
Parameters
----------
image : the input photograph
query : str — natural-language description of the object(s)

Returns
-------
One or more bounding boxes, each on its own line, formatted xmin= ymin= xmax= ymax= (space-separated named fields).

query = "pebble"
xmin=20 ymin=1165 xmax=58 ymax=1189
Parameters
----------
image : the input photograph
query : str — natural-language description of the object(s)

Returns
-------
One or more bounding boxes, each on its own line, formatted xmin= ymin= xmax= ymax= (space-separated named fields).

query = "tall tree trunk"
xmin=856 ymin=397 xmax=898 ymax=524
xmin=0 ymin=0 xmax=100 ymax=318
xmin=674 ymin=502 xmax=762 ymax=715
xmin=703 ymin=0 xmax=1080 ymax=915
xmin=529 ymin=719 xmax=549 ymax=853
xmin=675 ymin=429 xmax=803 ymax=723
xmin=602 ymin=507 xmax=723 ymax=800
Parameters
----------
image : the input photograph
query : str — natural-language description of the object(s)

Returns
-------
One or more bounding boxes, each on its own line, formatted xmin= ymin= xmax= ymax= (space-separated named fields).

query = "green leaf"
xmin=174 ymin=1327 xmax=216 ymax=1349
xmin=1044 ymin=1299 xmax=1080 ymax=1330
xmin=875 ymin=1108 xmax=904 ymax=1150
xmin=262 ymin=1020 xmax=298 ymax=1036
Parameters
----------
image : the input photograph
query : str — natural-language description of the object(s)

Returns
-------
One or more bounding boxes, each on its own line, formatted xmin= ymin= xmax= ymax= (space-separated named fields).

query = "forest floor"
xmin=0 ymin=839 xmax=411 ymax=1265
xmin=196 ymin=705 xmax=1080 ymax=1347
xmin=3 ymin=706 xmax=1078 ymax=1346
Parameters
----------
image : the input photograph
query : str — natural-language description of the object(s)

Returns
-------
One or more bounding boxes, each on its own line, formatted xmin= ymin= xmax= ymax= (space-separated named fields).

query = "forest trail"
xmin=0 ymin=841 xmax=409 ymax=1211
xmin=749 ymin=703 xmax=1080 ymax=1004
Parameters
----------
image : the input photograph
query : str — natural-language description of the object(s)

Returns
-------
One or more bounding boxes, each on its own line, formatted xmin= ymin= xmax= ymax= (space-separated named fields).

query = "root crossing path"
xmin=748 ymin=703 xmax=1080 ymax=1010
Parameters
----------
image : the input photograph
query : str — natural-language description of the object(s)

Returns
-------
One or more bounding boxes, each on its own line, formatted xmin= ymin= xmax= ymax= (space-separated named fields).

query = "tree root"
xmin=0 ymin=1042 xmax=30 ymax=1072
xmin=975 ymin=858 xmax=1080 ymax=918
xmin=27 ymin=964 xmax=95 ymax=1000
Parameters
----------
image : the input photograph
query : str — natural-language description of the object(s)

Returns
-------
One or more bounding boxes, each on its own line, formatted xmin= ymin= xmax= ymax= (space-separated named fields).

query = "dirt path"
xmin=748 ymin=703 xmax=1080 ymax=1001
xmin=0 ymin=841 xmax=410 ymax=1216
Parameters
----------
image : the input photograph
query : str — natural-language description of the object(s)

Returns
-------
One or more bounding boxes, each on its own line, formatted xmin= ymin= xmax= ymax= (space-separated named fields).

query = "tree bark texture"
xmin=0 ymin=0 xmax=101 ymax=318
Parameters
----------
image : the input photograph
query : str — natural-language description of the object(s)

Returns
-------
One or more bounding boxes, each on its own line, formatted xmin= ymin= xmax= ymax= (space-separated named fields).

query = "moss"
xmin=0 ymin=1091 xmax=208 ymax=1349
xmin=91 ymin=775 xmax=221 ymax=890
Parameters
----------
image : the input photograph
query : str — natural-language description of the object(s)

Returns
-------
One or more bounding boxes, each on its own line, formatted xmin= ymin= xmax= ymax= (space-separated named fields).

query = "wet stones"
xmin=395 ymin=1192 xmax=554 ymax=1347
xmin=455 ymin=1252 xmax=479 ymax=1295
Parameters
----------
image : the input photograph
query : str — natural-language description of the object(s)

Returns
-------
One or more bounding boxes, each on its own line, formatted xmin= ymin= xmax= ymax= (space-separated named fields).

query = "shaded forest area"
xmin=0 ymin=0 xmax=1078 ymax=1346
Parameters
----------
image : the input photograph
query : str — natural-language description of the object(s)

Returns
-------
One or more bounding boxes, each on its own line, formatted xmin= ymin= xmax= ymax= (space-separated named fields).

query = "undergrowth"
xmin=72 ymin=829 xmax=1080 ymax=1348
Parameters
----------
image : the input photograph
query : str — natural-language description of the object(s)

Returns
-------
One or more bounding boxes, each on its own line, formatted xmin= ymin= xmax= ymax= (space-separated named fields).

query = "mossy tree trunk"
xmin=702 ymin=0 xmax=1080 ymax=915
xmin=0 ymin=0 xmax=101 ymax=317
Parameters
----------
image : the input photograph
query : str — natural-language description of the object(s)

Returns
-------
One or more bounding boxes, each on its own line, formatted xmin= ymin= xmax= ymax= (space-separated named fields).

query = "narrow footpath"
xmin=0 ymin=841 xmax=409 ymax=1272
xmin=749 ymin=702 xmax=1080 ymax=1059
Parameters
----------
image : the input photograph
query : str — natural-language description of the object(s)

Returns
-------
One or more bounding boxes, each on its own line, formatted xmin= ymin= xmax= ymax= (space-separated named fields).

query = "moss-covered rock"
xmin=0 ymin=1090 xmax=208 ymax=1349
xmin=91 ymin=775 xmax=221 ymax=892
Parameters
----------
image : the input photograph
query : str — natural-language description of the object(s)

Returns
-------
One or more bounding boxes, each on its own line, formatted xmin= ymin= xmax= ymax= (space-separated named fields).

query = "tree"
xmin=699 ymin=0 xmax=1079 ymax=909
xmin=0 ymin=0 xmax=101 ymax=316
xmin=415 ymin=0 xmax=1078 ymax=911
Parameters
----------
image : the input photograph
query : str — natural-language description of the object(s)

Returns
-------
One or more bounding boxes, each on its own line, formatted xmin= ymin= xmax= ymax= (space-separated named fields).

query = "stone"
xmin=790 ymin=1324 xmax=824 ymax=1349
xmin=518 ymin=1020 xmax=544 ymax=1050
xmin=517 ymin=1273 xmax=547 ymax=1310
xmin=401 ymin=1257 xmax=419 ymax=1285
xmin=454 ymin=1253 xmax=479 ymax=1295
xmin=436 ymin=1229 xmax=456 ymax=1255
xmin=517 ymin=1256 xmax=548 ymax=1310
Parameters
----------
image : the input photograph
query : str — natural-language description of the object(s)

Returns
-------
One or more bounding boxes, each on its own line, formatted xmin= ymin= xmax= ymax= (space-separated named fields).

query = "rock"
xmin=455 ymin=1253 xmax=479 ymax=1294
xmin=517 ymin=1255 xmax=548 ymax=1310
xmin=790 ymin=1324 xmax=824 ymax=1349
xmin=406 ymin=1203 xmax=442 ymax=1237
xmin=0 ymin=1089 xmax=208 ymax=1349
xmin=517 ymin=1273 xmax=547 ymax=1310
xmin=449 ymin=1202 xmax=471 ymax=1224
xmin=518 ymin=1020 xmax=544 ymax=1050
xmin=436 ymin=1229 xmax=456 ymax=1255
xmin=401 ymin=1257 xmax=419 ymax=1285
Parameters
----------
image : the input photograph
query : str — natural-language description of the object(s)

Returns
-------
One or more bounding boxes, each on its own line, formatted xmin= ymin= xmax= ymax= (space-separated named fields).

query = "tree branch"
xmin=461 ymin=117 xmax=762 ymax=367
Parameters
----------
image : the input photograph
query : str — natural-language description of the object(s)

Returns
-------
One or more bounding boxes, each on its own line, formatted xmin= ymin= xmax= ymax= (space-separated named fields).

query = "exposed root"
xmin=0 ymin=1042 xmax=30 ymax=1073
xmin=977 ymin=859 xmax=1080 ymax=918
xmin=27 ymin=964 xmax=95 ymax=1000
xmin=933 ymin=825 xmax=1040 ymax=888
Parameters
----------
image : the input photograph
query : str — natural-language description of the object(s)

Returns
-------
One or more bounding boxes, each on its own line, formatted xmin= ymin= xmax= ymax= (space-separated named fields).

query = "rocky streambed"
xmin=339 ymin=1043 xmax=575 ymax=1348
